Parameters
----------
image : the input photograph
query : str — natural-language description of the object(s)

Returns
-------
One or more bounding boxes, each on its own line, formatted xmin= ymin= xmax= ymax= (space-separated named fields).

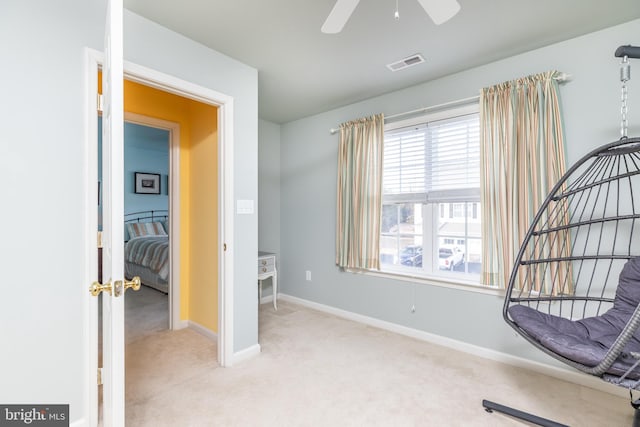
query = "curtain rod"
xmin=328 ymin=72 xmax=572 ymax=135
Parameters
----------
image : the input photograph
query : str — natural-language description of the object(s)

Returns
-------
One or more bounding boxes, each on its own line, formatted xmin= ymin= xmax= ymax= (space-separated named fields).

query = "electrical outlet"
xmin=305 ymin=270 xmax=311 ymax=281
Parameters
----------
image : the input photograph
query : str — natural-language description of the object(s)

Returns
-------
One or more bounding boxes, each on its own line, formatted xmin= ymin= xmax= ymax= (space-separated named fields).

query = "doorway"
xmin=122 ymin=112 xmax=181 ymax=331
xmin=85 ymin=48 xmax=236 ymax=426
xmin=121 ymin=119 xmax=171 ymax=344
xmin=119 ymin=79 xmax=220 ymax=421
xmin=98 ymin=118 xmax=173 ymax=335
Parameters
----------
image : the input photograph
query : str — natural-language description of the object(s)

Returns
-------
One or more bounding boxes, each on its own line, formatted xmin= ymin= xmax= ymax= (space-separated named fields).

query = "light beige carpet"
xmin=125 ymin=285 xmax=169 ymax=345
xmin=124 ymin=297 xmax=634 ymax=426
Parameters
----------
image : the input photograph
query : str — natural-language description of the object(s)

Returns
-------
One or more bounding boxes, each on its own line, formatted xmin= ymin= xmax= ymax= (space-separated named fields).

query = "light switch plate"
xmin=236 ymin=199 xmax=254 ymax=214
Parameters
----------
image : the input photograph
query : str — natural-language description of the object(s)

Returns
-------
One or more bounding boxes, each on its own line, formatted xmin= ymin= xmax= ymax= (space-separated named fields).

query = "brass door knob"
xmin=89 ymin=280 xmax=113 ymax=297
xmin=114 ymin=276 xmax=141 ymax=296
xmin=90 ymin=277 xmax=140 ymax=297
xmin=124 ymin=276 xmax=141 ymax=292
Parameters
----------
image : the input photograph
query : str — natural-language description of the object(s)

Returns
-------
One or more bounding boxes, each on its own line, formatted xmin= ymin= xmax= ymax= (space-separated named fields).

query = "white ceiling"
xmin=124 ymin=0 xmax=640 ymax=124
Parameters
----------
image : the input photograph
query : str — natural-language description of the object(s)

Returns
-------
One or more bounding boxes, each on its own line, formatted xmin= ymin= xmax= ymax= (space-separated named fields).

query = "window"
xmin=380 ymin=105 xmax=481 ymax=280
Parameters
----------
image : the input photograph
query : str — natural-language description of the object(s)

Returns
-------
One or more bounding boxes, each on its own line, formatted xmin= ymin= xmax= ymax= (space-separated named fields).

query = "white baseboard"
xmin=188 ymin=320 xmax=218 ymax=342
xmin=186 ymin=321 xmax=260 ymax=366
xmin=173 ymin=319 xmax=189 ymax=330
xmin=278 ymin=293 xmax=627 ymax=398
xmin=233 ymin=343 xmax=261 ymax=365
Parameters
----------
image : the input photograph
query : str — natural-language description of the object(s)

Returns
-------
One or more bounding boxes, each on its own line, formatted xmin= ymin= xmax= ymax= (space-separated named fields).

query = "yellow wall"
xmin=99 ymin=73 xmax=219 ymax=332
xmin=187 ymin=103 xmax=219 ymax=328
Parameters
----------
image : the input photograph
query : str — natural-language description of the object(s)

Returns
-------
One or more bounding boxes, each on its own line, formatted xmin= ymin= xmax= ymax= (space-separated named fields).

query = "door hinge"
xmin=97 ymin=94 xmax=103 ymax=113
xmin=223 ymin=243 xmax=227 ymax=252
xmin=97 ymin=231 xmax=103 ymax=249
xmin=97 ymin=368 xmax=103 ymax=386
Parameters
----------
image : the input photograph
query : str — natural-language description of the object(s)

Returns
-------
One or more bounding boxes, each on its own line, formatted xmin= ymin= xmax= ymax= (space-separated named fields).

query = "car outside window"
xmin=380 ymin=105 xmax=481 ymax=281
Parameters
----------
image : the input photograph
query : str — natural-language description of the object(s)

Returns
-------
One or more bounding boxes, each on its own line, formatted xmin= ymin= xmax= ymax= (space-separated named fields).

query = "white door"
xmin=101 ymin=0 xmax=125 ymax=424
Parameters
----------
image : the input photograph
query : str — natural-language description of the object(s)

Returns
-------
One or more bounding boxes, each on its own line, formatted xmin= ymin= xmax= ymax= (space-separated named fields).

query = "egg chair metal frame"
xmin=483 ymin=45 xmax=640 ymax=427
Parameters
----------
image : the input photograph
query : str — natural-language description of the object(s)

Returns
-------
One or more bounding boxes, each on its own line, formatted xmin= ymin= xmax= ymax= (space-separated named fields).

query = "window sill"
xmin=350 ymin=268 xmax=505 ymax=297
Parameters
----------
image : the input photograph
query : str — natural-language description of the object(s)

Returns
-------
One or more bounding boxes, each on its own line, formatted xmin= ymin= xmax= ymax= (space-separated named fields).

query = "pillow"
xmin=126 ymin=221 xmax=167 ymax=239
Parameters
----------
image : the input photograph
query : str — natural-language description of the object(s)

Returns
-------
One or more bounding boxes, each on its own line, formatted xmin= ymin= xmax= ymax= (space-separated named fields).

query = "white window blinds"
xmin=383 ymin=112 xmax=480 ymax=203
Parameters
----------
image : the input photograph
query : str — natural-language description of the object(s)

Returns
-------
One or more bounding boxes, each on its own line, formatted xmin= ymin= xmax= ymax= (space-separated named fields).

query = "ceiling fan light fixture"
xmin=321 ymin=0 xmax=461 ymax=34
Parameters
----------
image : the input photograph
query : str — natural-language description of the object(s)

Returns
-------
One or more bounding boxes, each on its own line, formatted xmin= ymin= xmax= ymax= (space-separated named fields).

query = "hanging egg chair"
xmin=483 ymin=45 xmax=640 ymax=427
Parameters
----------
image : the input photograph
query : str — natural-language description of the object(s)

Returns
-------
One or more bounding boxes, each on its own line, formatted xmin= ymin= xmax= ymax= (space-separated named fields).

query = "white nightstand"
xmin=258 ymin=251 xmax=277 ymax=310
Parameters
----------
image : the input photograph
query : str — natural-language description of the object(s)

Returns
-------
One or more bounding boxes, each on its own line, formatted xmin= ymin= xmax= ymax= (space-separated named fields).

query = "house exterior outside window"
xmin=380 ymin=104 xmax=481 ymax=280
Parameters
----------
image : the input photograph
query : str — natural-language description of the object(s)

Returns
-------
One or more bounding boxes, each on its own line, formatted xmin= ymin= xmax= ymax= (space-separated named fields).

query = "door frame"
xmin=83 ymin=47 xmax=235 ymax=426
xmin=124 ymin=112 xmax=181 ymax=330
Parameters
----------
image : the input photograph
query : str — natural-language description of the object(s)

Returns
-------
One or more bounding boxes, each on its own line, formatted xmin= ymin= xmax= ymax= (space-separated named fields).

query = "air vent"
xmin=386 ymin=54 xmax=426 ymax=72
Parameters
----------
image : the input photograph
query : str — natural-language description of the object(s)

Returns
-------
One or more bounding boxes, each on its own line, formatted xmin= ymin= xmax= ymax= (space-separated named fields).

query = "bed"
xmin=124 ymin=210 xmax=170 ymax=294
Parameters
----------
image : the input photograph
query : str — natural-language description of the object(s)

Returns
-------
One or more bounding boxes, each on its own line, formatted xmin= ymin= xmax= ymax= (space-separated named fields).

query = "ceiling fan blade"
xmin=416 ymin=0 xmax=460 ymax=25
xmin=321 ymin=0 xmax=361 ymax=34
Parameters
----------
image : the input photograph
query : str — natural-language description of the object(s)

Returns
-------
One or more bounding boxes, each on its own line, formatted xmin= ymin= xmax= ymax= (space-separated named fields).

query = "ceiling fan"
xmin=321 ymin=0 xmax=461 ymax=34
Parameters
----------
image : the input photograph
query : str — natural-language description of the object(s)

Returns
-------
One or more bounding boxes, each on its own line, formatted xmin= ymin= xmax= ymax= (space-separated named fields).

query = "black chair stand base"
xmin=482 ymin=400 xmax=569 ymax=427
xmin=632 ymin=400 xmax=640 ymax=427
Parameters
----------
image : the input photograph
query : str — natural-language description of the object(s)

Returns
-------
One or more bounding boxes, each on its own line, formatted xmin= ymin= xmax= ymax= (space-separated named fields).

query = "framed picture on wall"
xmin=135 ymin=172 xmax=161 ymax=194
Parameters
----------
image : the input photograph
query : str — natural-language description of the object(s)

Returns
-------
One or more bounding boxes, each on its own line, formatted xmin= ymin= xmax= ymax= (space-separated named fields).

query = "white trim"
xmin=278 ymin=293 xmax=627 ymax=398
xmin=173 ymin=319 xmax=189 ymax=330
xmin=188 ymin=321 xmax=219 ymax=342
xmin=384 ymin=103 xmax=480 ymax=131
xmin=84 ymin=46 xmax=236 ymax=425
xmin=119 ymin=54 xmax=236 ymax=367
xmin=363 ymin=268 xmax=503 ymax=297
xmin=218 ymin=100 xmax=235 ymax=368
xmin=169 ymin=124 xmax=181 ymax=335
xmin=123 ymin=112 xmax=181 ymax=332
xmin=232 ymin=344 xmax=261 ymax=365
xmin=83 ymin=47 xmax=101 ymax=427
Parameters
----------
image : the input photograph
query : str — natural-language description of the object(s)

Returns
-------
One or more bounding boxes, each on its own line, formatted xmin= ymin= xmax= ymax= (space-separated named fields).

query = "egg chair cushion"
xmin=508 ymin=257 xmax=640 ymax=378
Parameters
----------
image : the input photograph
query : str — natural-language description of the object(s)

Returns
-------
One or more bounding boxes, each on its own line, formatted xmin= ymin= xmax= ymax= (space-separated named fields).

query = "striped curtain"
xmin=480 ymin=71 xmax=567 ymax=289
xmin=336 ymin=114 xmax=385 ymax=270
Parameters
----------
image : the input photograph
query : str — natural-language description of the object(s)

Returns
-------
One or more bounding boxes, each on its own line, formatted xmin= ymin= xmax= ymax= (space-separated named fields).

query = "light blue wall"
xmin=275 ymin=19 xmax=640 ymax=369
xmin=121 ymin=10 xmax=260 ymax=355
xmin=0 ymin=1 xmax=258 ymax=423
xmin=258 ymin=119 xmax=281 ymax=296
xmin=258 ymin=119 xmax=281 ymax=254
xmin=1 ymin=1 xmax=105 ymax=421
xmin=99 ymin=118 xmax=170 ymax=216
xmin=123 ymin=122 xmax=169 ymax=214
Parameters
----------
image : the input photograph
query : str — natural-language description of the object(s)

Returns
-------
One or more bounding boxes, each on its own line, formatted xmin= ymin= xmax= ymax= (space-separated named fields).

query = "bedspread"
xmin=125 ymin=236 xmax=169 ymax=281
